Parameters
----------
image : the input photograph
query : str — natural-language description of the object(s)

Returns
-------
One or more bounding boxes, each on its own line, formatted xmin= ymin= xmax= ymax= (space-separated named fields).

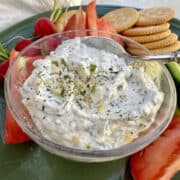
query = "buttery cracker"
xmin=136 ymin=7 xmax=175 ymax=26
xmin=143 ymin=33 xmax=178 ymax=50
xmin=129 ymin=29 xmax=171 ymax=43
xmin=122 ymin=23 xmax=170 ymax=36
xmin=127 ymin=47 xmax=149 ymax=56
xmin=103 ymin=8 xmax=139 ymax=32
xmin=150 ymin=41 xmax=180 ymax=53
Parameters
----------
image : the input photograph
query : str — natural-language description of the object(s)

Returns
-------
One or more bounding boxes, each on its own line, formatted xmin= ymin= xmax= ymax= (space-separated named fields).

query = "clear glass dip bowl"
xmin=5 ymin=30 xmax=177 ymax=162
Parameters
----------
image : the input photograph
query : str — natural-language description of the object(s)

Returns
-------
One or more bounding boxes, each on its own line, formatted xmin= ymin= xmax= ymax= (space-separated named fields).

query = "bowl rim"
xmin=4 ymin=29 xmax=177 ymax=159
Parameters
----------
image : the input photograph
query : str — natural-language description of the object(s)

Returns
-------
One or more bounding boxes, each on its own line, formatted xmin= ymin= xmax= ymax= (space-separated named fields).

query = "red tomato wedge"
xmin=130 ymin=115 xmax=180 ymax=180
xmin=5 ymin=49 xmax=31 ymax=144
xmin=5 ymin=107 xmax=30 ymax=144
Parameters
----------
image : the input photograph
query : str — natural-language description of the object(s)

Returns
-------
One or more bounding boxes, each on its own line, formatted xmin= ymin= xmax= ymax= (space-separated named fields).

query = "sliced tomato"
xmin=5 ymin=49 xmax=31 ymax=144
xmin=5 ymin=107 xmax=30 ymax=144
xmin=130 ymin=115 xmax=180 ymax=180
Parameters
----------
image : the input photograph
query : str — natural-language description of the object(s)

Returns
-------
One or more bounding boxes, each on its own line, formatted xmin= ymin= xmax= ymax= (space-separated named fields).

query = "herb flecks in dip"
xmin=21 ymin=38 xmax=164 ymax=150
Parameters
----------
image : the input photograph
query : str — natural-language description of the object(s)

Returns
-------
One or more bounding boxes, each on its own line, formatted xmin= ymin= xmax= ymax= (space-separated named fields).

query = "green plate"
xmin=0 ymin=5 xmax=179 ymax=180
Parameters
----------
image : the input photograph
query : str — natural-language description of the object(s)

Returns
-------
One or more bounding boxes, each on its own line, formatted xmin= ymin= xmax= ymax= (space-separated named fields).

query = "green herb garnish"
xmin=86 ymin=144 xmax=91 ymax=150
xmin=76 ymin=100 xmax=83 ymax=109
xmin=64 ymin=75 xmax=70 ymax=79
xmin=60 ymin=88 xmax=65 ymax=97
xmin=61 ymin=58 xmax=67 ymax=66
xmin=117 ymin=84 xmax=123 ymax=91
xmin=90 ymin=85 xmax=96 ymax=93
xmin=37 ymin=71 xmax=43 ymax=79
xmin=90 ymin=64 xmax=97 ymax=73
xmin=80 ymin=90 xmax=86 ymax=96
xmin=52 ymin=60 xmax=59 ymax=67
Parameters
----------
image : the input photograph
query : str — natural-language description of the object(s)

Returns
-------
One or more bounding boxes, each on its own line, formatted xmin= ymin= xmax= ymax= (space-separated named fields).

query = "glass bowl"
xmin=5 ymin=30 xmax=177 ymax=162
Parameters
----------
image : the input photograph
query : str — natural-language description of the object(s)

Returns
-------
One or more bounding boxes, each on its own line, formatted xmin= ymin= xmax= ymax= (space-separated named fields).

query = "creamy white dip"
xmin=21 ymin=37 xmax=164 ymax=150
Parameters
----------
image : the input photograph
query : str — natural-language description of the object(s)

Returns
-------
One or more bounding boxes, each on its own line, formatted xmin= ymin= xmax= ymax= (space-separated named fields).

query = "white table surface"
xmin=0 ymin=0 xmax=180 ymax=32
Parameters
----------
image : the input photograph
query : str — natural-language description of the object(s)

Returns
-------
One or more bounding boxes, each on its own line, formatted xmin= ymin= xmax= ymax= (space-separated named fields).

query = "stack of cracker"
xmin=122 ymin=7 xmax=180 ymax=54
xmin=103 ymin=7 xmax=180 ymax=54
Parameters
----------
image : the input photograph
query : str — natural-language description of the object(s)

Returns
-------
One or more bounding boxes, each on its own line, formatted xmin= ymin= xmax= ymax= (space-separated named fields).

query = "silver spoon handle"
xmin=134 ymin=51 xmax=180 ymax=63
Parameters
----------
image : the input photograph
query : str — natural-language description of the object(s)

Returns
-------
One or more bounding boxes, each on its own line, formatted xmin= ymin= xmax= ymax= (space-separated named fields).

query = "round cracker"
xmin=136 ymin=7 xmax=175 ymax=26
xmin=150 ymin=41 xmax=180 ymax=53
xmin=103 ymin=8 xmax=139 ymax=32
xmin=143 ymin=33 xmax=178 ymax=49
xmin=128 ymin=29 xmax=171 ymax=43
xmin=122 ymin=23 xmax=170 ymax=36
xmin=55 ymin=10 xmax=80 ymax=32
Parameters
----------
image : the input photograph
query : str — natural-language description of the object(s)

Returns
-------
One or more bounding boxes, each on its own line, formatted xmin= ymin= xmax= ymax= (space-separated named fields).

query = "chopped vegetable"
xmin=0 ymin=43 xmax=10 ymax=63
xmin=61 ymin=58 xmax=67 ymax=66
xmin=97 ymin=101 xmax=104 ymax=112
xmin=0 ymin=43 xmax=10 ymax=83
xmin=15 ymin=38 xmax=32 ymax=51
xmin=90 ymin=85 xmax=96 ymax=93
xmin=90 ymin=64 xmax=97 ymax=73
xmin=0 ymin=49 xmax=18 ymax=84
xmin=166 ymin=62 xmax=180 ymax=107
xmin=0 ymin=60 xmax=9 ymax=83
xmin=5 ymin=107 xmax=30 ymax=144
xmin=52 ymin=60 xmax=59 ymax=67
xmin=130 ymin=115 xmax=180 ymax=180
xmin=5 ymin=49 xmax=31 ymax=144
xmin=72 ymin=135 xmax=79 ymax=143
xmin=60 ymin=88 xmax=65 ymax=97
xmin=34 ymin=17 xmax=57 ymax=37
xmin=50 ymin=0 xmax=63 ymax=23
xmin=76 ymin=100 xmax=83 ymax=109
